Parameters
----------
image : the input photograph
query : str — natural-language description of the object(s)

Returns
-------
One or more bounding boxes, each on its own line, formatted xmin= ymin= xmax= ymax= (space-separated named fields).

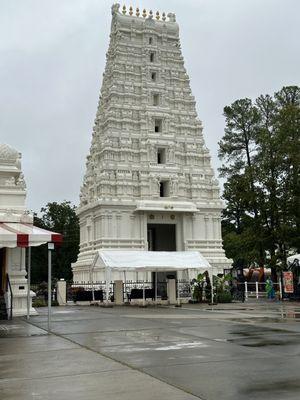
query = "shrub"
xmin=32 ymin=298 xmax=47 ymax=307
xmin=217 ymin=292 xmax=232 ymax=303
xmin=32 ymin=298 xmax=59 ymax=307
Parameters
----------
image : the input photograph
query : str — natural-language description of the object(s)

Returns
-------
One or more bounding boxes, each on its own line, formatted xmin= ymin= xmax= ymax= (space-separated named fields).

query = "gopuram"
xmin=72 ymin=4 xmax=231 ymax=283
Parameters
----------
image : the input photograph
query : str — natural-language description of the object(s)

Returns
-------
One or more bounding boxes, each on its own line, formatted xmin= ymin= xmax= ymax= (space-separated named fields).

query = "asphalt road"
xmin=1 ymin=301 xmax=300 ymax=399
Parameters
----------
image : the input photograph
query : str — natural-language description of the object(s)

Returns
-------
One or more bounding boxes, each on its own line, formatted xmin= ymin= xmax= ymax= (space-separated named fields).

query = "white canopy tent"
xmin=0 ymin=222 xmax=62 ymax=248
xmin=91 ymin=250 xmax=214 ymax=304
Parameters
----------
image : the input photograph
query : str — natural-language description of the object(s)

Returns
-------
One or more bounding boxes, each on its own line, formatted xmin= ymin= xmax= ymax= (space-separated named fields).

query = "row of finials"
xmin=122 ymin=5 xmax=167 ymax=20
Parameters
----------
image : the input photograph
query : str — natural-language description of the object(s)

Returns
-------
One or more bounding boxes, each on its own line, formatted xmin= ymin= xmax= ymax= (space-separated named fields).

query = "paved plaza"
xmin=1 ymin=302 xmax=300 ymax=399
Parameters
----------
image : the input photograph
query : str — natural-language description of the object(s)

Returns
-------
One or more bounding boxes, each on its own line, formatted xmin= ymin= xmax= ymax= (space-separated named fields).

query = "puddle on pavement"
xmin=230 ymin=325 xmax=288 ymax=336
xmin=228 ymin=317 xmax=284 ymax=324
xmin=105 ymin=341 xmax=209 ymax=352
xmin=204 ymin=308 xmax=255 ymax=311
xmin=232 ymin=338 xmax=295 ymax=347
xmin=240 ymin=379 xmax=300 ymax=395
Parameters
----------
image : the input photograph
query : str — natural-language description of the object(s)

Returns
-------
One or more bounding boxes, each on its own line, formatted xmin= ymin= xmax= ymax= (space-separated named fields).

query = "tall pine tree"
xmin=219 ymin=86 xmax=300 ymax=275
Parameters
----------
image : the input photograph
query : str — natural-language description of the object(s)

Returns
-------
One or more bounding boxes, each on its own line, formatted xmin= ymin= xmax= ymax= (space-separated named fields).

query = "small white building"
xmin=72 ymin=5 xmax=231 ymax=286
xmin=0 ymin=143 xmax=62 ymax=318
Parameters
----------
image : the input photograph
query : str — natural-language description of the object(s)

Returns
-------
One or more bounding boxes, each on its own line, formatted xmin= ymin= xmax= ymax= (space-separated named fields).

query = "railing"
xmin=5 ymin=273 xmax=13 ymax=320
xmin=67 ymin=280 xmax=192 ymax=303
xmin=124 ymin=280 xmax=191 ymax=302
xmin=68 ymin=282 xmax=115 ymax=302
xmin=123 ymin=281 xmax=165 ymax=301
xmin=236 ymin=281 xmax=282 ymax=301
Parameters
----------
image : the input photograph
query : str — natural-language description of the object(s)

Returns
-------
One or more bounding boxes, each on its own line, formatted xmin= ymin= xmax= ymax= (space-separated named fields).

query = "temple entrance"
xmin=147 ymin=224 xmax=176 ymax=298
xmin=0 ymin=248 xmax=6 ymax=293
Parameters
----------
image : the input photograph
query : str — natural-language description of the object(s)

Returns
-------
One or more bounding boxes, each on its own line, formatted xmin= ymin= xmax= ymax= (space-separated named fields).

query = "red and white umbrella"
xmin=0 ymin=222 xmax=62 ymax=248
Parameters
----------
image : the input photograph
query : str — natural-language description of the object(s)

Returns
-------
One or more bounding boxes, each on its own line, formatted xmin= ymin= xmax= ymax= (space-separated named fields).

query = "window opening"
xmin=150 ymin=52 xmax=155 ymax=62
xmin=154 ymin=119 xmax=162 ymax=133
xmin=151 ymin=72 xmax=157 ymax=81
xmin=149 ymin=37 xmax=153 ymax=45
xmin=153 ymin=93 xmax=159 ymax=106
xmin=160 ymin=181 xmax=170 ymax=197
xmin=157 ymin=148 xmax=166 ymax=164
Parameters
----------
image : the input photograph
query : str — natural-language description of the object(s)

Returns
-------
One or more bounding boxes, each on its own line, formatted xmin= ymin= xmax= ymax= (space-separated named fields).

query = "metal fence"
xmin=65 ymin=279 xmax=192 ymax=303
xmin=68 ymin=282 xmax=115 ymax=302
xmin=236 ymin=281 xmax=282 ymax=300
xmin=31 ymin=280 xmax=284 ymax=305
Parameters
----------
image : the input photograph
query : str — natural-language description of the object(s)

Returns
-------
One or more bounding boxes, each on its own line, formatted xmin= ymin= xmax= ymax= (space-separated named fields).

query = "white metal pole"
xmin=26 ymin=247 xmax=31 ymax=320
xmin=177 ymin=272 xmax=180 ymax=306
xmin=142 ymin=273 xmax=145 ymax=306
xmin=90 ymin=264 xmax=95 ymax=302
xmin=279 ymin=279 xmax=283 ymax=300
xmin=155 ymin=270 xmax=158 ymax=305
xmin=255 ymin=281 xmax=259 ymax=299
xmin=124 ymin=271 xmax=126 ymax=303
xmin=245 ymin=281 xmax=248 ymax=301
xmin=105 ymin=268 xmax=109 ymax=305
xmin=211 ymin=267 xmax=214 ymax=305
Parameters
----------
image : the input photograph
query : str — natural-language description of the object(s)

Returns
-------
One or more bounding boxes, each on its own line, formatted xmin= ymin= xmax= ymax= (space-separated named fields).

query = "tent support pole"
xmin=155 ymin=270 xmax=158 ymax=305
xmin=177 ymin=271 xmax=180 ymax=307
xmin=124 ymin=271 xmax=126 ymax=303
xmin=210 ymin=267 xmax=214 ymax=305
xmin=90 ymin=264 xmax=95 ymax=302
xmin=105 ymin=269 xmax=109 ymax=306
xmin=142 ymin=273 xmax=145 ymax=307
xmin=26 ymin=247 xmax=31 ymax=320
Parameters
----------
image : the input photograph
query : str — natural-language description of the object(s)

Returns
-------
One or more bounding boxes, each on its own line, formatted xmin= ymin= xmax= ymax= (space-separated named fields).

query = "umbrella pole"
xmin=26 ymin=247 xmax=31 ymax=320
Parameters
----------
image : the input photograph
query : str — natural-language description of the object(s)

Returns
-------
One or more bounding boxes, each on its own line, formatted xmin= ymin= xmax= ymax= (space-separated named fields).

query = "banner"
xmin=283 ymin=271 xmax=294 ymax=293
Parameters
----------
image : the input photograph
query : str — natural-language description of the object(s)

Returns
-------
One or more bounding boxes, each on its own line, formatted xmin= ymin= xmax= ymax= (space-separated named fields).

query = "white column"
xmin=204 ymin=215 xmax=209 ymax=239
xmin=130 ymin=215 xmax=136 ymax=238
xmin=56 ymin=279 xmax=67 ymax=305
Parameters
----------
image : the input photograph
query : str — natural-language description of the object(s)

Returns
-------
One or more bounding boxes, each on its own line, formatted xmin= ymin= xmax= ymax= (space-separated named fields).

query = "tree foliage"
xmin=219 ymin=86 xmax=300 ymax=273
xmin=31 ymin=201 xmax=79 ymax=283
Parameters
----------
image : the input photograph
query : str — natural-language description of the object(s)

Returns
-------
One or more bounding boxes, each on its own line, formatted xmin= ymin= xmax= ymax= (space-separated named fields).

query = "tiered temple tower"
xmin=72 ymin=4 xmax=231 ymax=282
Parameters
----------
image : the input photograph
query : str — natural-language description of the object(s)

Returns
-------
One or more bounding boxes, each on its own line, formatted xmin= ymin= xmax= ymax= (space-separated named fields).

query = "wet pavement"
xmin=1 ymin=302 xmax=300 ymax=399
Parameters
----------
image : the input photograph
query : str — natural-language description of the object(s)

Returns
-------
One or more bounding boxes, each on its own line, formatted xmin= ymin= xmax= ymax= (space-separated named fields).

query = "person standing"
xmin=266 ymin=277 xmax=275 ymax=300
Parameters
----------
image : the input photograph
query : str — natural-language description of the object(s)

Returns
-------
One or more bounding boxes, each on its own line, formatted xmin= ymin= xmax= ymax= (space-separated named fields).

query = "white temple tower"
xmin=72 ymin=4 xmax=231 ymax=283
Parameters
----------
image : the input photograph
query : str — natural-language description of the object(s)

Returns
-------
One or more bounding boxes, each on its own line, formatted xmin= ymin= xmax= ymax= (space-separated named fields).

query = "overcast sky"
xmin=1 ymin=0 xmax=299 ymax=212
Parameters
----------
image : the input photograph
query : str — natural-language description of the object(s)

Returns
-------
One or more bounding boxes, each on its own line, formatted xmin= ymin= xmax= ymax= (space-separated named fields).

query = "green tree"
xmin=31 ymin=201 xmax=79 ymax=283
xmin=219 ymin=86 xmax=300 ymax=275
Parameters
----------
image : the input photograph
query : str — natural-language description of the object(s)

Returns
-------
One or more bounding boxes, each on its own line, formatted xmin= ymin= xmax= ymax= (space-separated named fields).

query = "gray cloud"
xmin=1 ymin=0 xmax=299 ymax=212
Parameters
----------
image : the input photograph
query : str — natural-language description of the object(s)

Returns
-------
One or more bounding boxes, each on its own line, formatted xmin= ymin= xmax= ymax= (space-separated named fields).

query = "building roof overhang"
xmin=135 ymin=200 xmax=197 ymax=213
